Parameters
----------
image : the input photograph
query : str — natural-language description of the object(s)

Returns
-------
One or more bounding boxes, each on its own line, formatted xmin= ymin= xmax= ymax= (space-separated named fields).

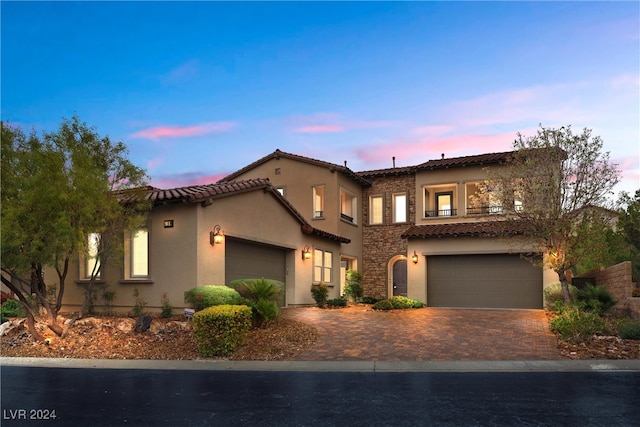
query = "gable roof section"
xmin=144 ymin=178 xmax=350 ymax=244
xmin=401 ymin=221 xmax=523 ymax=239
xmin=221 ymin=149 xmax=371 ymax=187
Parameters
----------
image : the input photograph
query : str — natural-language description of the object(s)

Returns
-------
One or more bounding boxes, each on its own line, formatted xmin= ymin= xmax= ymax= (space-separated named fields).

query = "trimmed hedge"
xmin=1 ymin=299 xmax=25 ymax=318
xmin=193 ymin=305 xmax=252 ymax=357
xmin=184 ymin=285 xmax=243 ymax=311
xmin=373 ymin=296 xmax=424 ymax=310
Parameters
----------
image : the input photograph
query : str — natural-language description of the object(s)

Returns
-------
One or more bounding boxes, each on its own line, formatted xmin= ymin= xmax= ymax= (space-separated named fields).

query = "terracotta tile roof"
xmin=131 ymin=179 xmax=350 ymax=244
xmin=401 ymin=221 xmax=523 ymax=239
xmin=220 ymin=149 xmax=371 ymax=187
xmin=357 ymin=165 xmax=415 ymax=178
xmin=414 ymin=151 xmax=512 ymax=171
xmin=146 ymin=178 xmax=272 ymax=203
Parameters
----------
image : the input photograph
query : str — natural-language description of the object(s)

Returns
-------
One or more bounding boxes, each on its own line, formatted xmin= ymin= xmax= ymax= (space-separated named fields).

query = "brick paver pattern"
xmin=282 ymin=306 xmax=560 ymax=361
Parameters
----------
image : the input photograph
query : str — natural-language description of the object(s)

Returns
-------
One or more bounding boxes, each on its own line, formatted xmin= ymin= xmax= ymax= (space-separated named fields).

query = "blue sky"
xmin=2 ymin=1 xmax=639 ymax=196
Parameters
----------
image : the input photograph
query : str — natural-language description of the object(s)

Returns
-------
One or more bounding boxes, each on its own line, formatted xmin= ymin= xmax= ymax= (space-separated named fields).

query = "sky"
xmin=2 ymin=1 xmax=639 ymax=197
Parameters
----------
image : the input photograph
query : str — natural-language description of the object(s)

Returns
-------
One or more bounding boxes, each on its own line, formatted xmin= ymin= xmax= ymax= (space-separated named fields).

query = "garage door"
xmin=427 ymin=254 xmax=542 ymax=309
xmin=225 ymin=238 xmax=286 ymax=306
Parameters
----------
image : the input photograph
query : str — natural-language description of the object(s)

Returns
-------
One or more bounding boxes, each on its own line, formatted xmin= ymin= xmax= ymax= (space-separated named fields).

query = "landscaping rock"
xmin=134 ymin=315 xmax=152 ymax=333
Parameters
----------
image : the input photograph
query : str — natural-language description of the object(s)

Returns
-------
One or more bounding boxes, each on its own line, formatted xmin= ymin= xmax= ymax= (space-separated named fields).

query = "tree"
xmin=1 ymin=117 xmax=150 ymax=339
xmin=479 ymin=125 xmax=620 ymax=302
xmin=617 ymin=189 xmax=640 ymax=280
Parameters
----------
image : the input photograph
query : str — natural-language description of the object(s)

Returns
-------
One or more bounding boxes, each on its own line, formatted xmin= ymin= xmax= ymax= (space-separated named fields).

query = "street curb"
xmin=2 ymin=357 xmax=639 ymax=372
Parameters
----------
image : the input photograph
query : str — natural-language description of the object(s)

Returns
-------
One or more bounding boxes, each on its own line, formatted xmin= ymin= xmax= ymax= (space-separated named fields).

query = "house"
xmin=56 ymin=148 xmax=558 ymax=313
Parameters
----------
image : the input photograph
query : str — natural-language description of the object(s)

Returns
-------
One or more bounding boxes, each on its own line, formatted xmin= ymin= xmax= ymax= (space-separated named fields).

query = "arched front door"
xmin=392 ymin=259 xmax=407 ymax=297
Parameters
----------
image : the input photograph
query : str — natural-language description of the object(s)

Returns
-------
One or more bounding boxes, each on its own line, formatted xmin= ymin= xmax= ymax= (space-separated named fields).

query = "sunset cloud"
xmin=130 ymin=122 xmax=236 ymax=140
xmin=291 ymin=112 xmax=392 ymax=134
xmin=150 ymin=171 xmax=229 ymax=189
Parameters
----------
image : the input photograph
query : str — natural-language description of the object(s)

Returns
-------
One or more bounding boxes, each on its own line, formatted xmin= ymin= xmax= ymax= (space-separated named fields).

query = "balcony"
xmin=466 ymin=205 xmax=503 ymax=215
xmin=424 ymin=209 xmax=457 ymax=217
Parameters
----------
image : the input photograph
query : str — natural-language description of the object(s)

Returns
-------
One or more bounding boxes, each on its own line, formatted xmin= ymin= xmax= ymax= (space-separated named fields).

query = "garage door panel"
xmin=427 ymin=254 xmax=542 ymax=309
xmin=225 ymin=238 xmax=286 ymax=307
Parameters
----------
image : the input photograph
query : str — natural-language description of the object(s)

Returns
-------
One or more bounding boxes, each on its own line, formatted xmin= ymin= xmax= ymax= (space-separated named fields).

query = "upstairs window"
xmin=393 ymin=193 xmax=407 ymax=223
xmin=340 ymin=187 xmax=357 ymax=224
xmin=313 ymin=185 xmax=325 ymax=219
xmin=424 ymin=185 xmax=457 ymax=217
xmin=369 ymin=195 xmax=383 ymax=225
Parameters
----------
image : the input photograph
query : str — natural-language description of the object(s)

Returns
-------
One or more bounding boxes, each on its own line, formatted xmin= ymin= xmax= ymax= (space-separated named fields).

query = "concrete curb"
xmin=2 ymin=357 xmax=639 ymax=372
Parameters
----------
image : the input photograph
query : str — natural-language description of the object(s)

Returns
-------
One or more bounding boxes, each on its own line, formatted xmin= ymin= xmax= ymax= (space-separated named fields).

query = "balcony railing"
xmin=466 ymin=205 xmax=503 ymax=215
xmin=340 ymin=213 xmax=354 ymax=223
xmin=424 ymin=209 xmax=457 ymax=217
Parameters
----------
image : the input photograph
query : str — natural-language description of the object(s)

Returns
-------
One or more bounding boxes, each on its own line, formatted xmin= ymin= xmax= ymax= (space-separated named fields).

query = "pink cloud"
xmin=291 ymin=112 xmax=392 ymax=134
xmin=295 ymin=124 xmax=345 ymax=133
xmin=130 ymin=122 xmax=236 ymax=140
xmin=150 ymin=172 xmax=229 ymax=189
xmin=355 ymin=131 xmax=517 ymax=167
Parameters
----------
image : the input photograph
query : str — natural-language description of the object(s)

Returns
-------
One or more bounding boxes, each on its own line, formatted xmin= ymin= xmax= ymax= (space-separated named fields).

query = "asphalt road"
xmin=2 ymin=366 xmax=639 ymax=426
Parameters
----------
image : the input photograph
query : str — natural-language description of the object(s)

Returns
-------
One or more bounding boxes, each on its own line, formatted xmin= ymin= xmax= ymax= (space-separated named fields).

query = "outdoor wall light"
xmin=411 ymin=251 xmax=419 ymax=264
xmin=210 ymin=225 xmax=223 ymax=245
xmin=302 ymin=245 xmax=312 ymax=261
xmin=163 ymin=219 xmax=174 ymax=228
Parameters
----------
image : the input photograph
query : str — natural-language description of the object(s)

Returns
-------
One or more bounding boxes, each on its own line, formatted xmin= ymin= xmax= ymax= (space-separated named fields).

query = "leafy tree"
xmin=479 ymin=125 xmax=620 ymax=302
xmin=1 ymin=117 xmax=150 ymax=339
xmin=617 ymin=189 xmax=640 ymax=280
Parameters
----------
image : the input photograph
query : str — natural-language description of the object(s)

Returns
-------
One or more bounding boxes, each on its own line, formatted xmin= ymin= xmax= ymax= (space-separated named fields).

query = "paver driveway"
xmin=282 ymin=306 xmax=560 ymax=361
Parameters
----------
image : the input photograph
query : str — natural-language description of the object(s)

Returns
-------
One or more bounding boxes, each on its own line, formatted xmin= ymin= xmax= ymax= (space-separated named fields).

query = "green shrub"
xmin=576 ymin=284 xmax=617 ymax=314
xmin=310 ymin=283 xmax=329 ymax=308
xmin=193 ymin=305 xmax=252 ymax=357
xmin=343 ymin=270 xmax=363 ymax=303
xmin=1 ymin=299 xmax=25 ymax=318
xmin=160 ymin=293 xmax=173 ymax=318
xmin=543 ymin=283 xmax=578 ymax=311
xmin=242 ymin=278 xmax=281 ymax=301
xmin=229 ymin=278 xmax=285 ymax=306
xmin=131 ymin=288 xmax=148 ymax=317
xmin=102 ymin=288 xmax=116 ymax=315
xmin=374 ymin=296 xmax=424 ymax=310
xmin=360 ymin=296 xmax=379 ymax=304
xmin=618 ymin=319 xmax=640 ymax=340
xmin=549 ymin=303 xmax=608 ymax=343
xmin=184 ymin=285 xmax=244 ymax=312
xmin=372 ymin=299 xmax=394 ymax=310
xmin=249 ymin=298 xmax=280 ymax=325
xmin=327 ymin=297 xmax=348 ymax=308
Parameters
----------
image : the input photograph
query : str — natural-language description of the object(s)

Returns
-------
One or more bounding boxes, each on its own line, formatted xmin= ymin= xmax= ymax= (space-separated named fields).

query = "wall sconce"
xmin=163 ymin=219 xmax=174 ymax=228
xmin=210 ymin=225 xmax=223 ymax=245
xmin=411 ymin=251 xmax=419 ymax=264
xmin=302 ymin=245 xmax=312 ymax=261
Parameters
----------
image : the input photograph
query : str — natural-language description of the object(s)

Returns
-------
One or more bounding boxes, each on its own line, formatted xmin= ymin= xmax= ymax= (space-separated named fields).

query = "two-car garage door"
xmin=427 ymin=254 xmax=542 ymax=309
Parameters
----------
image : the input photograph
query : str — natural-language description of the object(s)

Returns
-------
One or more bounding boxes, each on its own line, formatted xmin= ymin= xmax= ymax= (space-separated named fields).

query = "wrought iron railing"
xmin=424 ymin=209 xmax=457 ymax=217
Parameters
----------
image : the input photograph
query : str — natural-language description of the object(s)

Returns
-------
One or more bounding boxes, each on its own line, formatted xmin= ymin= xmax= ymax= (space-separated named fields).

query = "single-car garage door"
xmin=225 ymin=238 xmax=286 ymax=305
xmin=427 ymin=254 xmax=542 ymax=309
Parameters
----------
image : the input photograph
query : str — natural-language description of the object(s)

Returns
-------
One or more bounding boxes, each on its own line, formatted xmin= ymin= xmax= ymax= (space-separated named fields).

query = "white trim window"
xmin=313 ymin=249 xmax=333 ymax=284
xmin=130 ymin=228 xmax=149 ymax=278
xmin=84 ymin=233 xmax=101 ymax=279
xmin=340 ymin=187 xmax=357 ymax=224
xmin=369 ymin=195 xmax=383 ymax=225
xmin=393 ymin=193 xmax=407 ymax=223
xmin=313 ymin=185 xmax=325 ymax=219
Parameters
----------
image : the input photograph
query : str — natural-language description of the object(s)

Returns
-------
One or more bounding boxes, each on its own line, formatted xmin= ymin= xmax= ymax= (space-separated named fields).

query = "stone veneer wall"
xmin=361 ymin=173 xmax=415 ymax=299
xmin=577 ymin=261 xmax=640 ymax=318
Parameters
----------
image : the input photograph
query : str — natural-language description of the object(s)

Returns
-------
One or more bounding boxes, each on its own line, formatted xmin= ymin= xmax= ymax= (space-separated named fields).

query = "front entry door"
xmin=392 ymin=259 xmax=407 ymax=297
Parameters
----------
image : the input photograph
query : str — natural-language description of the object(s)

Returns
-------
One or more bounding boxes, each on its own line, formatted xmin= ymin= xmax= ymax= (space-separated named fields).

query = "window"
xmin=313 ymin=186 xmax=324 ymax=218
xmin=466 ymin=182 xmax=502 ymax=215
xmin=340 ymin=187 xmax=357 ymax=224
xmin=436 ymin=192 xmax=454 ymax=216
xmin=393 ymin=193 xmax=407 ymax=223
xmin=85 ymin=233 xmax=101 ymax=279
xmin=369 ymin=195 xmax=383 ymax=224
xmin=314 ymin=249 xmax=332 ymax=283
xmin=130 ymin=228 xmax=149 ymax=278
